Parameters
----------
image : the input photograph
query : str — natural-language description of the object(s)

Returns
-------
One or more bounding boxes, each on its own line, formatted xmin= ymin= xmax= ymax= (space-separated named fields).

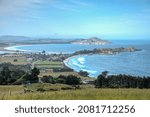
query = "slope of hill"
xmin=71 ymin=37 xmax=111 ymax=45
xmin=0 ymin=35 xmax=111 ymax=45
xmin=0 ymin=35 xmax=31 ymax=43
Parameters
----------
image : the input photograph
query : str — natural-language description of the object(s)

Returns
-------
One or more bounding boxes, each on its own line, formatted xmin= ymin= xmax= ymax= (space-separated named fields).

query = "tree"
xmin=95 ymin=71 xmax=109 ymax=88
xmin=101 ymin=71 xmax=109 ymax=78
xmin=13 ymin=59 xmax=18 ymax=62
xmin=0 ymin=74 xmax=5 ymax=84
xmin=42 ymin=50 xmax=46 ymax=55
xmin=30 ymin=67 xmax=40 ymax=83
xmin=78 ymin=70 xmax=89 ymax=77
xmin=66 ymin=75 xmax=81 ymax=85
xmin=41 ymin=75 xmax=54 ymax=84
xmin=1 ymin=66 xmax=11 ymax=83
xmin=95 ymin=74 xmax=108 ymax=88
xmin=57 ymin=75 xmax=67 ymax=84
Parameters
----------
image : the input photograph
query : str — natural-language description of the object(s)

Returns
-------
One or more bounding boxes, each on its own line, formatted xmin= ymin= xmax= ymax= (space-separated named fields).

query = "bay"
xmin=7 ymin=40 xmax=150 ymax=77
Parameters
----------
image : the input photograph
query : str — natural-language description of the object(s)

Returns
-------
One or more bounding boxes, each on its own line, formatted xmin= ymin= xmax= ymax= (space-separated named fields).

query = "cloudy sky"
xmin=0 ymin=0 xmax=150 ymax=39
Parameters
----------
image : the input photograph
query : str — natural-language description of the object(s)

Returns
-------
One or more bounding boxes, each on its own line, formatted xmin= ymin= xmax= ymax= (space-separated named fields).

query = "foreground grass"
xmin=0 ymin=84 xmax=150 ymax=100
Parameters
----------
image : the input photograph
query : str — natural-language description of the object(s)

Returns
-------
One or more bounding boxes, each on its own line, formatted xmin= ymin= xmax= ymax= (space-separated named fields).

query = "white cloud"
xmin=0 ymin=0 xmax=44 ymax=17
xmin=0 ymin=0 xmax=94 ymax=18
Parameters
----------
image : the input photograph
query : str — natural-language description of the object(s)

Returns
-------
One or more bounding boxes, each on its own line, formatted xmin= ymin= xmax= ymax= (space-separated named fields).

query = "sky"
xmin=0 ymin=0 xmax=150 ymax=39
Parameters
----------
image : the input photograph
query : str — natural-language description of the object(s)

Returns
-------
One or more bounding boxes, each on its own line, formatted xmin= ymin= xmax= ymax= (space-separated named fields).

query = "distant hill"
xmin=0 ymin=35 xmax=111 ymax=45
xmin=0 ymin=35 xmax=68 ymax=44
xmin=71 ymin=37 xmax=111 ymax=45
xmin=0 ymin=35 xmax=31 ymax=43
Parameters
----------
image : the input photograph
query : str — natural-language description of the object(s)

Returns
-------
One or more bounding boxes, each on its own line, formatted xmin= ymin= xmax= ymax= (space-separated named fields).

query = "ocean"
xmin=6 ymin=40 xmax=150 ymax=78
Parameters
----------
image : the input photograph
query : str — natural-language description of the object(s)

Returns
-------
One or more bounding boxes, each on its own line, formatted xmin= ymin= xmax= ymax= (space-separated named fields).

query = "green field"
xmin=35 ymin=61 xmax=64 ymax=69
xmin=0 ymin=84 xmax=150 ymax=100
xmin=0 ymin=56 xmax=28 ymax=65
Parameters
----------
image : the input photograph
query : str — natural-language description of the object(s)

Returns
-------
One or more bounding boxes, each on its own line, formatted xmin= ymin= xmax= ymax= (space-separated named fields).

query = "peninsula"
xmin=73 ymin=47 xmax=141 ymax=55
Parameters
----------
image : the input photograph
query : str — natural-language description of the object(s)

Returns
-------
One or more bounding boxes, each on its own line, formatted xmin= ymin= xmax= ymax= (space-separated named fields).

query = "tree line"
xmin=95 ymin=71 xmax=150 ymax=88
xmin=0 ymin=63 xmax=150 ymax=88
xmin=40 ymin=75 xmax=81 ymax=85
xmin=0 ymin=63 xmax=81 ymax=85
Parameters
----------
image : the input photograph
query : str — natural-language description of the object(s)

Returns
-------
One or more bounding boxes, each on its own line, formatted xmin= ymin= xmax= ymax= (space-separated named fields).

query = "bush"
xmin=41 ymin=75 xmax=54 ymax=84
xmin=95 ymin=74 xmax=108 ymax=88
xmin=66 ymin=75 xmax=81 ymax=85
xmin=13 ymin=59 xmax=18 ymax=62
xmin=56 ymin=75 xmax=67 ymax=84
xmin=78 ymin=70 xmax=89 ymax=77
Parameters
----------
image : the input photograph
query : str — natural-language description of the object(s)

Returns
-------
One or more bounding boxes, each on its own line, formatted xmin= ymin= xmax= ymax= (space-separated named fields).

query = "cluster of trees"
xmin=95 ymin=71 xmax=150 ymax=88
xmin=41 ymin=75 xmax=81 ymax=85
xmin=0 ymin=65 xmax=40 ymax=85
xmin=0 ymin=66 xmax=25 ymax=85
xmin=1 ymin=62 xmax=150 ymax=89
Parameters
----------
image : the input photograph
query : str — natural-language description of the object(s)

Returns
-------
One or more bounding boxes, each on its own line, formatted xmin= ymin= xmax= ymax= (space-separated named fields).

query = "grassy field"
xmin=40 ymin=71 xmax=93 ymax=80
xmin=0 ymin=56 xmax=28 ymax=65
xmin=35 ymin=61 xmax=64 ymax=69
xmin=35 ymin=60 xmax=93 ymax=80
xmin=0 ymin=84 xmax=150 ymax=100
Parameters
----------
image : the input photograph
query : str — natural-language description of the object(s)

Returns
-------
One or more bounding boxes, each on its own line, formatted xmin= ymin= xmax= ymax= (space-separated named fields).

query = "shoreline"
xmin=63 ymin=55 xmax=78 ymax=70
xmin=0 ymin=43 xmax=28 ymax=53
xmin=2 ymin=44 xmax=74 ymax=54
xmin=63 ymin=54 xmax=96 ymax=77
xmin=1 ymin=44 xmax=150 ymax=78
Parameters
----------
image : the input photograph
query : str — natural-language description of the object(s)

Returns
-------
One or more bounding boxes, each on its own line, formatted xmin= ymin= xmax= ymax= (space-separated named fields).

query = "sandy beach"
xmin=63 ymin=55 xmax=77 ymax=69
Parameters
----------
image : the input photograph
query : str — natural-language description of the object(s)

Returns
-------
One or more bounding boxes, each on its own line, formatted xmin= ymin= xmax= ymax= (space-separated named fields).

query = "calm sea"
xmin=8 ymin=40 xmax=150 ymax=78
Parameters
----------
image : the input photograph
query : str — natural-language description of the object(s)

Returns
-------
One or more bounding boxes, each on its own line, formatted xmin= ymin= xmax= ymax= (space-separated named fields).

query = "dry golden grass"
xmin=0 ymin=84 xmax=150 ymax=100
xmin=0 ymin=57 xmax=28 ymax=65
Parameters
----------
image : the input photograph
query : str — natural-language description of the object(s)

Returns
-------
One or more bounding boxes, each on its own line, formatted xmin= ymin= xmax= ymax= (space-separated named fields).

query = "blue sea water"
xmin=9 ymin=40 xmax=150 ymax=78
xmin=0 ymin=51 xmax=4 ymax=54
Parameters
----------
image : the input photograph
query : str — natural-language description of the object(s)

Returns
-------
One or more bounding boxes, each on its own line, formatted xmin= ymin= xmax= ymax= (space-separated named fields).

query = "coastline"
xmin=0 ymin=43 xmax=27 ymax=53
xmin=4 ymin=45 xmax=24 ymax=51
xmin=1 ymin=42 xmax=148 ymax=77
xmin=2 ymin=44 xmax=45 ymax=54
xmin=63 ymin=55 xmax=77 ymax=69
xmin=63 ymin=47 xmax=147 ymax=78
xmin=63 ymin=54 xmax=93 ymax=76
